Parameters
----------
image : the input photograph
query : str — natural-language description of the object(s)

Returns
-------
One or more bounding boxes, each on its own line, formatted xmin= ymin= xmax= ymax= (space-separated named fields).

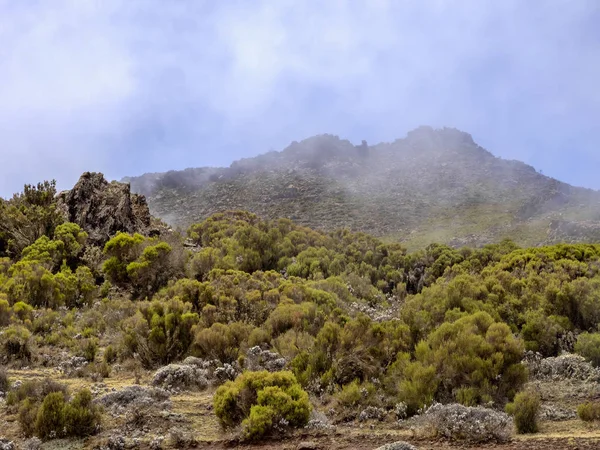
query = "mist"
xmin=1 ymin=0 xmax=599 ymax=197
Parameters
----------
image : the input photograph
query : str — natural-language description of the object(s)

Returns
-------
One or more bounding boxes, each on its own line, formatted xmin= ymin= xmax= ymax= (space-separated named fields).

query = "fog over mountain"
xmin=126 ymin=127 xmax=600 ymax=250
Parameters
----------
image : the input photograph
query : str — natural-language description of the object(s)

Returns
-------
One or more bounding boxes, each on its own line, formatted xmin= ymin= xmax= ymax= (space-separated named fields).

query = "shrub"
xmin=16 ymin=387 xmax=101 ymax=439
xmin=424 ymin=403 xmax=512 ymax=443
xmin=575 ymin=332 xmax=600 ymax=367
xmin=80 ymin=338 xmax=98 ymax=362
xmin=0 ymin=367 xmax=9 ymax=392
xmin=577 ymin=402 xmax=600 ymax=422
xmin=0 ymin=297 xmax=10 ymax=326
xmin=505 ymin=390 xmax=540 ymax=433
xmin=397 ymin=312 xmax=526 ymax=414
xmin=19 ymin=398 xmax=39 ymax=437
xmin=213 ymin=370 xmax=311 ymax=440
xmin=7 ymin=379 xmax=67 ymax=410
xmin=192 ymin=322 xmax=254 ymax=363
xmin=35 ymin=392 xmax=66 ymax=439
xmin=123 ymin=298 xmax=199 ymax=368
xmin=335 ymin=379 xmax=362 ymax=407
xmin=103 ymin=345 xmax=117 ymax=364
xmin=1 ymin=324 xmax=32 ymax=360
xmin=63 ymin=389 xmax=102 ymax=437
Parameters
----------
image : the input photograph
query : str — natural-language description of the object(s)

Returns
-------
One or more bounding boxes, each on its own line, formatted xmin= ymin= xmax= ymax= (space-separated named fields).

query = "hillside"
xmin=3 ymin=176 xmax=600 ymax=448
xmin=125 ymin=127 xmax=600 ymax=250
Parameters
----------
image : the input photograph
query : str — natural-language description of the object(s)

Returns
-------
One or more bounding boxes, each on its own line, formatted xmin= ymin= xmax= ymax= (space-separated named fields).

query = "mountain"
xmin=124 ymin=126 xmax=600 ymax=249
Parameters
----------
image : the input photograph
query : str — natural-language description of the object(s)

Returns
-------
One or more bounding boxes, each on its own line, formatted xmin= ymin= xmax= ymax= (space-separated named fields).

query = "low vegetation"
xmin=505 ymin=390 xmax=541 ymax=433
xmin=1 ymin=178 xmax=600 ymax=444
xmin=214 ymin=371 xmax=311 ymax=439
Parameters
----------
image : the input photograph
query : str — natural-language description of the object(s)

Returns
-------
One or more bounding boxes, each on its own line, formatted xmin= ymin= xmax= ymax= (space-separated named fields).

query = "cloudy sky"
xmin=1 ymin=0 xmax=599 ymax=196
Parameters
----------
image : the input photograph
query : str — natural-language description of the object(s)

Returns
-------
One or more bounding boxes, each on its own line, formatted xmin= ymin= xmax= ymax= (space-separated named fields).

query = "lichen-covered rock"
xmin=151 ymin=364 xmax=209 ymax=392
xmin=539 ymin=404 xmax=577 ymax=421
xmin=423 ymin=403 xmax=512 ymax=443
xmin=374 ymin=442 xmax=418 ymax=450
xmin=213 ymin=363 xmax=238 ymax=384
xmin=57 ymin=172 xmax=152 ymax=246
xmin=245 ymin=346 xmax=286 ymax=372
xmin=0 ymin=439 xmax=15 ymax=450
xmin=358 ymin=406 xmax=386 ymax=422
xmin=96 ymin=385 xmax=170 ymax=411
xmin=524 ymin=351 xmax=600 ymax=382
xmin=23 ymin=437 xmax=42 ymax=450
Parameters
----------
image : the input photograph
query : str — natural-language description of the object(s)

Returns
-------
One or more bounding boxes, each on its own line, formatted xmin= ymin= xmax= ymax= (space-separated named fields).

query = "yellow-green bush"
xmin=575 ymin=332 xmax=600 ymax=367
xmin=214 ymin=370 xmax=311 ymax=440
xmin=16 ymin=386 xmax=101 ymax=439
xmin=505 ymin=390 xmax=540 ymax=433
xmin=1 ymin=324 xmax=32 ymax=360
xmin=577 ymin=402 xmax=600 ymax=422
xmin=192 ymin=321 xmax=254 ymax=363
xmin=397 ymin=312 xmax=526 ymax=415
xmin=123 ymin=298 xmax=199 ymax=367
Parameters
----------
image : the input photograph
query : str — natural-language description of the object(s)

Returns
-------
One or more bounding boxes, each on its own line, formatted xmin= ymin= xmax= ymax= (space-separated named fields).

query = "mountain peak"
xmin=125 ymin=127 xmax=600 ymax=249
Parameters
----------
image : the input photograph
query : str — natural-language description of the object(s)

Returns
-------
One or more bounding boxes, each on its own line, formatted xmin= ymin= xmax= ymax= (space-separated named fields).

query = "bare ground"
xmin=2 ymin=368 xmax=600 ymax=450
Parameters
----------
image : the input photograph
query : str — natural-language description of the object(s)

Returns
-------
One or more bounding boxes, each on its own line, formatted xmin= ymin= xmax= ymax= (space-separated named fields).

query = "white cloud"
xmin=0 ymin=0 xmax=599 ymax=195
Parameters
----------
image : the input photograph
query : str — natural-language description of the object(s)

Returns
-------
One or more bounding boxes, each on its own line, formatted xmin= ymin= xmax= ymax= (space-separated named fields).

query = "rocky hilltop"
xmin=125 ymin=127 xmax=600 ymax=249
xmin=57 ymin=172 xmax=155 ymax=246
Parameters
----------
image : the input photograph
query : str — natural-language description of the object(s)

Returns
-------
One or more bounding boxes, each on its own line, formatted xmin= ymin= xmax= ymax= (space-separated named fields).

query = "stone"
xmin=374 ymin=442 xmax=418 ymax=450
xmin=56 ymin=172 xmax=152 ymax=246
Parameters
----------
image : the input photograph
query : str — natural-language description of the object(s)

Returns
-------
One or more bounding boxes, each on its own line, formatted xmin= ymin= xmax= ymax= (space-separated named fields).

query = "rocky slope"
xmin=124 ymin=127 xmax=600 ymax=249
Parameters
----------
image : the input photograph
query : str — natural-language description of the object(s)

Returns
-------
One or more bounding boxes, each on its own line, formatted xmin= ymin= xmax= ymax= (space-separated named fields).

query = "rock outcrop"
xmin=57 ymin=172 xmax=152 ymax=246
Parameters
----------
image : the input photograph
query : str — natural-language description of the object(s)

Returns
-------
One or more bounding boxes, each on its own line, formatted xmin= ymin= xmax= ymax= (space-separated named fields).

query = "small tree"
xmin=505 ymin=390 xmax=540 ymax=433
xmin=123 ymin=298 xmax=199 ymax=367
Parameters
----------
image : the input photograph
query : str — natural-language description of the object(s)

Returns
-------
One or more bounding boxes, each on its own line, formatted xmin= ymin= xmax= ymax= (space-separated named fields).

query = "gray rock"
xmin=423 ymin=403 xmax=511 ymax=443
xmin=358 ymin=406 xmax=386 ymax=422
xmin=214 ymin=363 xmax=238 ymax=384
xmin=375 ymin=442 xmax=418 ymax=450
xmin=96 ymin=385 xmax=170 ymax=412
xmin=0 ymin=438 xmax=15 ymax=450
xmin=151 ymin=364 xmax=209 ymax=392
xmin=23 ymin=437 xmax=42 ymax=450
xmin=56 ymin=172 xmax=153 ymax=247
xmin=245 ymin=346 xmax=286 ymax=372
xmin=524 ymin=351 xmax=600 ymax=382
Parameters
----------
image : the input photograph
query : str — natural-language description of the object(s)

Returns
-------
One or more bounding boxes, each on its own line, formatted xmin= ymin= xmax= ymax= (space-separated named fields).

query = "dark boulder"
xmin=57 ymin=172 xmax=152 ymax=246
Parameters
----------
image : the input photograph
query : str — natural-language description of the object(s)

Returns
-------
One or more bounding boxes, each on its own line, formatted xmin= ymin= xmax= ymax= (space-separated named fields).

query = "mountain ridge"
xmin=124 ymin=126 xmax=600 ymax=249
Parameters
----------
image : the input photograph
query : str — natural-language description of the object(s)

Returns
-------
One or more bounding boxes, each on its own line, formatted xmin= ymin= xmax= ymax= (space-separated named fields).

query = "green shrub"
xmin=8 ymin=378 xmax=67 ymax=412
xmin=103 ymin=345 xmax=117 ymax=364
xmin=16 ymin=386 xmax=101 ymax=439
xmin=577 ymin=402 xmax=600 ymax=422
xmin=0 ymin=367 xmax=9 ymax=393
xmin=505 ymin=390 xmax=540 ymax=433
xmin=575 ymin=332 xmax=600 ymax=367
xmin=123 ymin=298 xmax=199 ymax=368
xmin=192 ymin=321 xmax=254 ymax=363
xmin=0 ymin=297 xmax=10 ymax=326
xmin=214 ymin=370 xmax=311 ymax=440
xmin=335 ymin=380 xmax=362 ymax=407
xmin=1 ymin=324 xmax=32 ymax=360
xmin=35 ymin=392 xmax=66 ymax=439
xmin=63 ymin=389 xmax=102 ymax=437
xmin=19 ymin=398 xmax=39 ymax=437
xmin=398 ymin=312 xmax=526 ymax=414
xmin=80 ymin=338 xmax=98 ymax=362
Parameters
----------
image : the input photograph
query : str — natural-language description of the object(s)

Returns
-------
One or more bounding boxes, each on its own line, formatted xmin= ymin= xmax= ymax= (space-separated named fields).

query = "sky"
xmin=1 ymin=0 xmax=599 ymax=197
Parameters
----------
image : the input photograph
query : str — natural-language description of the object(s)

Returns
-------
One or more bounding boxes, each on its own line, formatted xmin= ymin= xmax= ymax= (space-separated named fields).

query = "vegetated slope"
xmin=126 ymin=126 xmax=600 ymax=249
